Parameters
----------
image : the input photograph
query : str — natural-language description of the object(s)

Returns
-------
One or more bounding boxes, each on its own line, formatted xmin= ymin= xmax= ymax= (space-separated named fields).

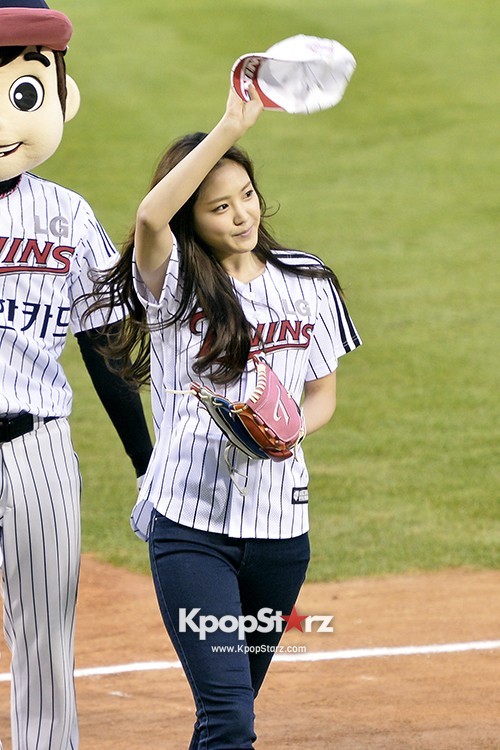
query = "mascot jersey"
xmin=0 ymin=172 xmax=120 ymax=417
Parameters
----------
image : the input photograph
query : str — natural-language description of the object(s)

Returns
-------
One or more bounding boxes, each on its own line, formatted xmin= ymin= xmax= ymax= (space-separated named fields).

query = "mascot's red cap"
xmin=0 ymin=0 xmax=72 ymax=51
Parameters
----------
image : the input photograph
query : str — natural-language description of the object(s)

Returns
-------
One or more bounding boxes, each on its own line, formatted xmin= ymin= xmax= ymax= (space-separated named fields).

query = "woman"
xmin=91 ymin=84 xmax=361 ymax=748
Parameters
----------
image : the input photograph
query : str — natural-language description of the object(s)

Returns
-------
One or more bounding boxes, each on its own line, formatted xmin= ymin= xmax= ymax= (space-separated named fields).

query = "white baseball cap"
xmin=231 ymin=34 xmax=356 ymax=114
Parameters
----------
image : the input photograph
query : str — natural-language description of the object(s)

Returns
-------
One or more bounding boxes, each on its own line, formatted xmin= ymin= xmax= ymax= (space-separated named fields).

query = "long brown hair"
xmin=85 ymin=133 xmax=343 ymax=387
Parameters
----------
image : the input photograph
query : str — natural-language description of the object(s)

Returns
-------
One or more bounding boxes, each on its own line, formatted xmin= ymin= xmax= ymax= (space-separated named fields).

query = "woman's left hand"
xmin=301 ymin=371 xmax=337 ymax=435
xmin=223 ymin=83 xmax=264 ymax=136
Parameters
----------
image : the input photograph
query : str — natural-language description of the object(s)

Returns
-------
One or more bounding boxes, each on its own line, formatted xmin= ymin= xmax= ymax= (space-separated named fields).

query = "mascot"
xmin=0 ymin=2 xmax=152 ymax=748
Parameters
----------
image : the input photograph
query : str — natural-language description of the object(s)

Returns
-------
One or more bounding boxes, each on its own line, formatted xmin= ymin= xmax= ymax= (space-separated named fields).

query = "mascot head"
xmin=0 ymin=0 xmax=80 ymax=181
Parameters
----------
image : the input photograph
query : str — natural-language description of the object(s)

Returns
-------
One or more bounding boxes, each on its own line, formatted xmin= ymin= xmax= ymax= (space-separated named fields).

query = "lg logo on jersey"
xmin=281 ymin=298 xmax=311 ymax=317
xmin=34 ymin=214 xmax=70 ymax=240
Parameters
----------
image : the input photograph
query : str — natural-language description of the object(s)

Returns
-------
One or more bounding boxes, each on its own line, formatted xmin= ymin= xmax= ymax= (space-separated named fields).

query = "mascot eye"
xmin=9 ymin=76 xmax=45 ymax=112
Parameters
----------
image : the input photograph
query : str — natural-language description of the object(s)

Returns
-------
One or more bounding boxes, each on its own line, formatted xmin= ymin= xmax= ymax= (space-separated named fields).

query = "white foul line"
xmin=1 ymin=639 xmax=499 ymax=683
xmin=273 ymin=640 xmax=500 ymax=662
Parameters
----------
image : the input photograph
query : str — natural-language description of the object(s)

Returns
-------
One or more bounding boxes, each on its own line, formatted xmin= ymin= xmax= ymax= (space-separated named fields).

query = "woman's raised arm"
xmin=134 ymin=85 xmax=264 ymax=298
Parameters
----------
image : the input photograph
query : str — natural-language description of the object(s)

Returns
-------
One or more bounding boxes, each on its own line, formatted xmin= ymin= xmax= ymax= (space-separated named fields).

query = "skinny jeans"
xmin=149 ymin=512 xmax=310 ymax=750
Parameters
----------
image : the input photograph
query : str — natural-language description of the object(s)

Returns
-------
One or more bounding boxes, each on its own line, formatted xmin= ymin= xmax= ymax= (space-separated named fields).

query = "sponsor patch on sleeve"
xmin=292 ymin=487 xmax=309 ymax=504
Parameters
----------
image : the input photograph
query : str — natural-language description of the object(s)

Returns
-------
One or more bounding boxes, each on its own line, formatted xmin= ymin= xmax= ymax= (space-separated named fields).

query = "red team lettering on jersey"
xmin=0 ymin=236 xmax=76 ymax=274
xmin=190 ymin=309 xmax=314 ymax=356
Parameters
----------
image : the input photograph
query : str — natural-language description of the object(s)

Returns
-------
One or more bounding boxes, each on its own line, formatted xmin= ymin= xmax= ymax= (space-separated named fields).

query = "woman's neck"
xmin=221 ymin=252 xmax=266 ymax=284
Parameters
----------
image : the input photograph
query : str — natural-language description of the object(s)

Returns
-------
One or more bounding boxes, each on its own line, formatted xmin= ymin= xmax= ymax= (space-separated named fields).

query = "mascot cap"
xmin=231 ymin=35 xmax=356 ymax=114
xmin=0 ymin=0 xmax=73 ymax=51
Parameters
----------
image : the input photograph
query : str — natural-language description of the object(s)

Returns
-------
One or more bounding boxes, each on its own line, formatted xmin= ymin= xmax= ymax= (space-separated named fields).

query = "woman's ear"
xmin=64 ymin=75 xmax=81 ymax=122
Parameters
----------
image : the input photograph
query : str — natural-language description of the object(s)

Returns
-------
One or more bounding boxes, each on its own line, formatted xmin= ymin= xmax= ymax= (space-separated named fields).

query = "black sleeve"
xmin=75 ymin=327 xmax=153 ymax=478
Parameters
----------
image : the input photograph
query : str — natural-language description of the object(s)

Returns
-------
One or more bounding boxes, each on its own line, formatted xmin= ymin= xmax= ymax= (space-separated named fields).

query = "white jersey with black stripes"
xmin=0 ymin=172 xmax=119 ymax=417
xmin=132 ymin=236 xmax=361 ymax=541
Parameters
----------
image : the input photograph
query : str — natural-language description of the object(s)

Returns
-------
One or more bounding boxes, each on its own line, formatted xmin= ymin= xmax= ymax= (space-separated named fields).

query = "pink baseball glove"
xmin=191 ymin=355 xmax=305 ymax=461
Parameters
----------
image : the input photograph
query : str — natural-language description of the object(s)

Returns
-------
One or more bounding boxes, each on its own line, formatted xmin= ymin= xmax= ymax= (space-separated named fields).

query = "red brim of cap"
xmin=0 ymin=8 xmax=73 ymax=51
xmin=231 ymin=56 xmax=284 ymax=111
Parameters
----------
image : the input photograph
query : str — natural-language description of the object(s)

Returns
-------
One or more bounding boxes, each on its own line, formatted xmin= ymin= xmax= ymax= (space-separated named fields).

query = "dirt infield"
xmin=1 ymin=557 xmax=499 ymax=749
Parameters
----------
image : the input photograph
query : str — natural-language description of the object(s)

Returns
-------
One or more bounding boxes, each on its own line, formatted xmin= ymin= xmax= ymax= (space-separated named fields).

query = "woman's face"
xmin=193 ymin=159 xmax=261 ymax=264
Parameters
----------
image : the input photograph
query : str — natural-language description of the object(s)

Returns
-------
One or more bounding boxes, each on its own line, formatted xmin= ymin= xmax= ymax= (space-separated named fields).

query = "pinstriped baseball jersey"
xmin=132 ymin=235 xmax=361 ymax=540
xmin=0 ymin=172 xmax=120 ymax=418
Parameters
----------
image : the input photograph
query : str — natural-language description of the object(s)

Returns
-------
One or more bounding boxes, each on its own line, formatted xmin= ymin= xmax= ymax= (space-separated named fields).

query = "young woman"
xmin=91 ymin=84 xmax=361 ymax=749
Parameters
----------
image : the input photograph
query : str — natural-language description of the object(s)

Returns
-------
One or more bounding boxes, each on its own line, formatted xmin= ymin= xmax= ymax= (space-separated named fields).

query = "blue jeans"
xmin=149 ymin=512 xmax=310 ymax=750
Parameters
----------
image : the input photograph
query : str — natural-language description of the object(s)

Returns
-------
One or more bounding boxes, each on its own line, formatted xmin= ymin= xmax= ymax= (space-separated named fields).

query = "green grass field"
xmin=44 ymin=0 xmax=499 ymax=579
